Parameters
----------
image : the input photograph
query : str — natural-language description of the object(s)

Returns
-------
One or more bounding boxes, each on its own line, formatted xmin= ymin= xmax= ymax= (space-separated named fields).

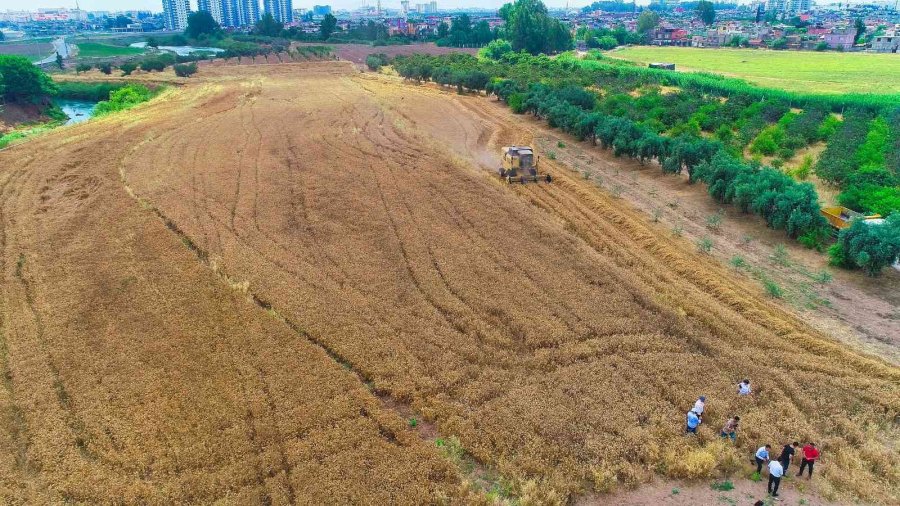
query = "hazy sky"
xmin=0 ymin=0 xmax=601 ymax=13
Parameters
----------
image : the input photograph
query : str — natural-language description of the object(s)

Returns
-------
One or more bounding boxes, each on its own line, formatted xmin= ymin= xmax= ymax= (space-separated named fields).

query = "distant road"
xmin=35 ymin=37 xmax=70 ymax=65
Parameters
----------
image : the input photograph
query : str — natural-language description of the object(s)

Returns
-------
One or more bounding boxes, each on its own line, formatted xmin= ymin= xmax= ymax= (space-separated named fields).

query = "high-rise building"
xmin=161 ymin=0 xmax=189 ymax=30
xmin=766 ymin=0 xmax=808 ymax=13
xmin=222 ymin=0 xmax=261 ymax=27
xmin=241 ymin=0 xmax=261 ymax=25
xmin=264 ymin=0 xmax=293 ymax=23
xmin=198 ymin=0 xmax=226 ymax=25
xmin=789 ymin=0 xmax=810 ymax=12
xmin=312 ymin=5 xmax=332 ymax=16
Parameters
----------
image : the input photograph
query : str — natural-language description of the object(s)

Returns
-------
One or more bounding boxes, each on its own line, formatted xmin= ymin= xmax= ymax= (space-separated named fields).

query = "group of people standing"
xmin=755 ymin=441 xmax=821 ymax=497
xmin=684 ymin=380 xmax=750 ymax=438
xmin=684 ymin=379 xmax=822 ymax=499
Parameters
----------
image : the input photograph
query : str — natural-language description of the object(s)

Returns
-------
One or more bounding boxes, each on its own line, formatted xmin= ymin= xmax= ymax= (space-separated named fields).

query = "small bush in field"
xmin=706 ymin=211 xmax=724 ymax=231
xmin=763 ymin=278 xmax=783 ymax=298
xmin=710 ymin=480 xmax=734 ymax=491
xmin=174 ymin=63 xmax=198 ymax=78
xmin=771 ymin=244 xmax=790 ymax=266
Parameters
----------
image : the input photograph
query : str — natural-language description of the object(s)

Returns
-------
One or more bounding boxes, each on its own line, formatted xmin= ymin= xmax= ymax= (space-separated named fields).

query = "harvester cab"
xmin=498 ymin=146 xmax=552 ymax=184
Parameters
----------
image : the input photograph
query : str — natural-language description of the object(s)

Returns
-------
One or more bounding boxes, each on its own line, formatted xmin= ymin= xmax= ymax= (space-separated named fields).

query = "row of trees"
xmin=507 ymin=82 xmax=829 ymax=240
xmin=391 ymin=51 xmax=899 ymax=273
xmin=435 ymin=14 xmax=498 ymax=48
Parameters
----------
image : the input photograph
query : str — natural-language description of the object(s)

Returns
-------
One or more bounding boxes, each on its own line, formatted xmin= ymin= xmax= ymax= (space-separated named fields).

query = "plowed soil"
xmin=0 ymin=61 xmax=897 ymax=504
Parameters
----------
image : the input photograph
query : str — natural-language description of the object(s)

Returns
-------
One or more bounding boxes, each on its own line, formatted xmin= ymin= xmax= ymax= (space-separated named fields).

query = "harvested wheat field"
xmin=0 ymin=61 xmax=898 ymax=504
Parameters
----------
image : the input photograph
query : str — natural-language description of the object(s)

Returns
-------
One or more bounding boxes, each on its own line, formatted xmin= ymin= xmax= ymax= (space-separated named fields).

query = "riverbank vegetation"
xmin=0 ymin=61 xmax=159 ymax=149
xmin=392 ymin=50 xmax=900 ymax=274
xmin=93 ymin=84 xmax=156 ymax=116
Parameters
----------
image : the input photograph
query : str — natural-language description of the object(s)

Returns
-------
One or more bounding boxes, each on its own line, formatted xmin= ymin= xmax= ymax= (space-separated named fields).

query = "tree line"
xmin=392 ymin=51 xmax=900 ymax=274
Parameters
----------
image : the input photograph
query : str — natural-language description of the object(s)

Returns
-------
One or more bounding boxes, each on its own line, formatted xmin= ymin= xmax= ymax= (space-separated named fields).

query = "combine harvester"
xmin=498 ymin=146 xmax=552 ymax=184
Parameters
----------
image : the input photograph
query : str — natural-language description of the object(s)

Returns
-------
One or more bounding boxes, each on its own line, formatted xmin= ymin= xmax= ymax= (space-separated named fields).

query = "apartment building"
xmin=264 ymin=0 xmax=294 ymax=24
xmin=161 ymin=0 xmax=189 ymax=30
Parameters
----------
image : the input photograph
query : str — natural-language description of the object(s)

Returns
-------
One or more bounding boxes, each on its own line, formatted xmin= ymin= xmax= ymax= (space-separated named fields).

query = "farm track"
xmin=0 ymin=62 xmax=897 ymax=503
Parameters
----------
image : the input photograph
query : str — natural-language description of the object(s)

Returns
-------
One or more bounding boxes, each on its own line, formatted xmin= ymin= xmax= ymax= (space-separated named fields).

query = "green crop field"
xmin=610 ymin=46 xmax=900 ymax=94
xmin=75 ymin=42 xmax=145 ymax=58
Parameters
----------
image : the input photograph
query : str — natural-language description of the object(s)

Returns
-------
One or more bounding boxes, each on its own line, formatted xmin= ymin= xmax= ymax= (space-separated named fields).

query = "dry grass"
xmin=0 ymin=61 xmax=896 ymax=504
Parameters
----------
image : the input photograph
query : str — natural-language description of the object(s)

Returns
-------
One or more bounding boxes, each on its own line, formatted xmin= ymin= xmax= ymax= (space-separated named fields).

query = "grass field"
xmin=0 ymin=42 xmax=54 ymax=62
xmin=75 ymin=42 xmax=145 ymax=58
xmin=610 ymin=46 xmax=900 ymax=94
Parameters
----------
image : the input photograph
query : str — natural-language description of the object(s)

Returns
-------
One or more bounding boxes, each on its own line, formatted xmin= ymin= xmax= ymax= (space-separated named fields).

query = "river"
xmin=56 ymin=99 xmax=98 ymax=125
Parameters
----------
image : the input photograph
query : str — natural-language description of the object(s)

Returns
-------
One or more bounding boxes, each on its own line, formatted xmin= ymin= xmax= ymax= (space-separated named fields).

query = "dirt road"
xmin=0 ymin=62 xmax=897 ymax=503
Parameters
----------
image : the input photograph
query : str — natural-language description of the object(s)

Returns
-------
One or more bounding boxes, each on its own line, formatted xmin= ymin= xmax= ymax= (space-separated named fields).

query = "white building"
xmin=219 ymin=0 xmax=261 ymax=27
xmin=872 ymin=29 xmax=899 ymax=53
xmin=198 ymin=0 xmax=226 ymax=25
xmin=766 ymin=0 xmax=809 ymax=13
xmin=162 ymin=0 xmax=190 ymax=31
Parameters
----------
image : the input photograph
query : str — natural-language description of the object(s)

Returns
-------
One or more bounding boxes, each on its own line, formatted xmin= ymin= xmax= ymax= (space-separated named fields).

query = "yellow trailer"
xmin=820 ymin=206 xmax=882 ymax=230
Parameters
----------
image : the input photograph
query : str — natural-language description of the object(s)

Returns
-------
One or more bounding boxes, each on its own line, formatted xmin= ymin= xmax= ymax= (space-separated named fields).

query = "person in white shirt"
xmin=768 ymin=459 xmax=784 ymax=497
xmin=755 ymin=444 xmax=771 ymax=474
xmin=693 ymin=396 xmax=706 ymax=422
xmin=738 ymin=379 xmax=752 ymax=396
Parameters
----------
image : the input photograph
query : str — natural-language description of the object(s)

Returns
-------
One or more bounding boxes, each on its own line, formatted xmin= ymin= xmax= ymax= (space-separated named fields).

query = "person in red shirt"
xmin=798 ymin=442 xmax=821 ymax=478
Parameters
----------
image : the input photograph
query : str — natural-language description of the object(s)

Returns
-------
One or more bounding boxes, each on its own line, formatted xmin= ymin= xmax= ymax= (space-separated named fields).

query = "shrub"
xmin=771 ymin=244 xmax=790 ymax=266
xmin=478 ymin=39 xmax=513 ymax=61
xmin=706 ymin=211 xmax=723 ymax=231
xmin=94 ymin=84 xmax=154 ymax=116
xmin=697 ymin=237 xmax=713 ymax=253
xmin=791 ymin=155 xmax=813 ymax=180
xmin=97 ymin=63 xmax=113 ymax=75
xmin=140 ymin=58 xmax=167 ymax=73
xmin=120 ymin=62 xmax=138 ymax=76
xmin=710 ymin=480 xmax=734 ymax=491
xmin=508 ymin=93 xmax=525 ymax=114
xmin=839 ymin=184 xmax=900 ymax=216
xmin=56 ymin=81 xmax=126 ymax=101
xmin=798 ymin=227 xmax=831 ymax=252
xmin=829 ymin=212 xmax=900 ymax=276
xmin=763 ymin=278 xmax=783 ymax=298
xmin=814 ymin=270 xmax=833 ymax=284
xmin=174 ymin=63 xmax=198 ymax=78
xmin=365 ymin=53 xmax=390 ymax=71
xmin=75 ymin=63 xmax=92 ymax=74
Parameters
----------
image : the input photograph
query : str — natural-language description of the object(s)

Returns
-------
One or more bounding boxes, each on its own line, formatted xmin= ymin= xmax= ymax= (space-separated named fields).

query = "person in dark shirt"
xmin=779 ymin=441 xmax=799 ymax=470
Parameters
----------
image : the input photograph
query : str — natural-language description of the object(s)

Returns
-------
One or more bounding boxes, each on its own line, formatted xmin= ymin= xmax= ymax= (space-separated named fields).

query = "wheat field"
xmin=0 ymin=61 xmax=896 ymax=504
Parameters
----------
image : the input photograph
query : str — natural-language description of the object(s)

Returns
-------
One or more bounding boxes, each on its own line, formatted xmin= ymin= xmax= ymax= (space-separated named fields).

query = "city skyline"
xmin=0 ymin=0 xmax=882 ymax=14
xmin=0 ymin=0 xmax=657 ymax=13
